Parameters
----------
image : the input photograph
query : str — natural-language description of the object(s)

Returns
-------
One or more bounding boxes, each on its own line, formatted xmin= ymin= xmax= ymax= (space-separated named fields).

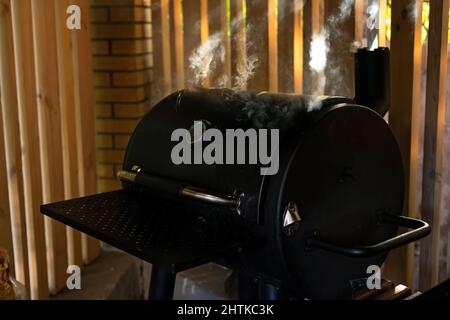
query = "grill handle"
xmin=305 ymin=213 xmax=430 ymax=257
xmin=117 ymin=170 xmax=242 ymax=208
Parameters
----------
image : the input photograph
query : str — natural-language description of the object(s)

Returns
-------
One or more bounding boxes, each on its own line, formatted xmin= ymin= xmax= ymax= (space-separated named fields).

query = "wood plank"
xmin=419 ymin=0 xmax=449 ymax=290
xmin=168 ymin=0 xmax=177 ymax=90
xmin=54 ymin=0 xmax=83 ymax=270
xmin=11 ymin=0 xmax=56 ymax=297
xmin=222 ymin=0 xmax=232 ymax=88
xmin=278 ymin=0 xmax=295 ymax=93
xmin=268 ymin=0 xmax=278 ymax=92
xmin=31 ymin=0 xmax=69 ymax=296
xmin=230 ymin=0 xmax=247 ymax=89
xmin=172 ymin=0 xmax=185 ymax=89
xmin=208 ymin=0 xmax=231 ymax=88
xmin=0 ymin=0 xmax=34 ymax=298
xmin=378 ymin=0 xmax=387 ymax=47
xmin=302 ymin=0 xmax=324 ymax=95
xmin=383 ymin=0 xmax=423 ymax=287
xmin=324 ymin=0 xmax=356 ymax=97
xmin=0 ymin=95 xmax=14 ymax=275
xmin=14 ymin=0 xmax=57 ymax=298
xmin=183 ymin=0 xmax=201 ymax=87
xmin=200 ymin=0 xmax=210 ymax=87
xmin=151 ymin=0 xmax=165 ymax=102
xmin=246 ymin=0 xmax=269 ymax=91
xmin=160 ymin=0 xmax=172 ymax=92
xmin=293 ymin=0 xmax=303 ymax=94
xmin=0 ymin=0 xmax=30 ymax=296
xmin=71 ymin=0 xmax=100 ymax=264
xmin=374 ymin=284 xmax=412 ymax=300
xmin=13 ymin=0 xmax=64 ymax=295
xmin=354 ymin=0 xmax=364 ymax=46
xmin=151 ymin=0 xmax=172 ymax=100
xmin=352 ymin=280 xmax=395 ymax=300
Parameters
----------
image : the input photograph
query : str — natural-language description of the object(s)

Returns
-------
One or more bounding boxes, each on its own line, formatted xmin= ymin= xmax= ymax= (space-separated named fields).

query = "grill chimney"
xmin=354 ymin=47 xmax=391 ymax=117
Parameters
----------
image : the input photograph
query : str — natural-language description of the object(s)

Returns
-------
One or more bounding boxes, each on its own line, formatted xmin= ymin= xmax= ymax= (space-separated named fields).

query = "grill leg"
xmin=238 ymin=272 xmax=259 ymax=300
xmin=260 ymin=282 xmax=284 ymax=300
xmin=149 ymin=266 xmax=176 ymax=300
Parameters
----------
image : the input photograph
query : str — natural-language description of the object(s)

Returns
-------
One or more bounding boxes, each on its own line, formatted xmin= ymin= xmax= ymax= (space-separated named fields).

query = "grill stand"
xmin=261 ymin=283 xmax=285 ymax=300
xmin=149 ymin=266 xmax=176 ymax=300
xmin=238 ymin=272 xmax=259 ymax=300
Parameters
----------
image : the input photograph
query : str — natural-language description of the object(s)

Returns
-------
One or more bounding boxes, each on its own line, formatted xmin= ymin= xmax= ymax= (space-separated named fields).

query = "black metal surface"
xmin=123 ymin=88 xmax=352 ymax=223
xmin=149 ymin=266 xmax=176 ymax=300
xmin=239 ymin=104 xmax=407 ymax=299
xmin=260 ymin=283 xmax=285 ymax=300
xmin=416 ymin=279 xmax=450 ymax=300
xmin=41 ymin=190 xmax=259 ymax=273
xmin=238 ymin=272 xmax=259 ymax=300
xmin=354 ymin=47 xmax=391 ymax=116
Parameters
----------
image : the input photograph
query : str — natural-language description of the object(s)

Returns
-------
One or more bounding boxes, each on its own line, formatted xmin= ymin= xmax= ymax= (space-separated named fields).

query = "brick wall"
xmin=90 ymin=0 xmax=152 ymax=192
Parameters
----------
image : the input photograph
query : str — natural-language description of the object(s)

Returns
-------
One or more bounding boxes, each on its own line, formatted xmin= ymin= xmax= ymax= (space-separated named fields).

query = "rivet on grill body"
xmin=131 ymin=165 xmax=142 ymax=173
xmin=282 ymin=202 xmax=302 ymax=237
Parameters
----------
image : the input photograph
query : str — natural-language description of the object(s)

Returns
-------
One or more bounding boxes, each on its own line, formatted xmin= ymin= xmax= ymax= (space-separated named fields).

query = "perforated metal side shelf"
xmin=41 ymin=190 xmax=257 ymax=273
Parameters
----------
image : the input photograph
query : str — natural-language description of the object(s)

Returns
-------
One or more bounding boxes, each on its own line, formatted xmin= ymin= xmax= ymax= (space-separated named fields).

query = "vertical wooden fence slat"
xmin=293 ymin=0 xmax=303 ymax=94
xmin=151 ymin=0 xmax=165 ymax=102
xmin=302 ymin=0 xmax=324 ymax=95
xmin=0 ymin=0 xmax=30 ymax=296
xmin=384 ymin=0 xmax=423 ymax=287
xmin=208 ymin=0 xmax=231 ymax=88
xmin=11 ymin=0 xmax=56 ymax=297
xmin=161 ymin=0 xmax=172 ymax=92
xmin=0 ymin=14 xmax=13 ymax=268
xmin=200 ymin=0 xmax=210 ymax=87
xmin=378 ymin=0 xmax=387 ymax=47
xmin=72 ymin=0 xmax=100 ymax=264
xmin=206 ymin=0 xmax=220 ymax=85
xmin=172 ymin=0 xmax=185 ymax=89
xmin=54 ymin=0 xmax=83 ymax=269
xmin=277 ymin=1 xmax=295 ymax=93
xmin=246 ymin=0 xmax=269 ymax=91
xmin=183 ymin=0 xmax=201 ymax=87
xmin=152 ymin=0 xmax=173 ymax=99
xmin=0 ymin=46 xmax=13 ymax=272
xmin=0 ymin=101 xmax=14 ymax=272
xmin=324 ymin=0 xmax=356 ymax=97
xmin=230 ymin=0 xmax=247 ymax=89
xmin=31 ymin=0 xmax=69 ymax=295
xmin=169 ymin=0 xmax=177 ymax=90
xmin=268 ymin=0 xmax=278 ymax=92
xmin=354 ymin=0 xmax=364 ymax=46
xmin=419 ymin=0 xmax=449 ymax=290
xmin=221 ymin=0 xmax=232 ymax=88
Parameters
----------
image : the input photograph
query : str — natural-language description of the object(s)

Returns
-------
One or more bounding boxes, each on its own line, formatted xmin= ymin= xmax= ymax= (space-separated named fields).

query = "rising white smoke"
xmin=408 ymin=0 xmax=419 ymax=22
xmin=309 ymin=30 xmax=329 ymax=72
xmin=188 ymin=11 xmax=261 ymax=90
xmin=189 ymin=32 xmax=225 ymax=86
xmin=234 ymin=54 xmax=259 ymax=90
xmin=366 ymin=3 xmax=379 ymax=30
xmin=328 ymin=0 xmax=356 ymax=26
xmin=308 ymin=0 xmax=355 ymax=98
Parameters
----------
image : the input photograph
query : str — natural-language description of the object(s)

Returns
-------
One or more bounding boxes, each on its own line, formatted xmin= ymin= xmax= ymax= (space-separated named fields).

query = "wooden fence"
xmin=151 ymin=0 xmax=450 ymax=291
xmin=0 ymin=0 xmax=448 ymax=300
xmin=0 ymin=0 xmax=99 ymax=299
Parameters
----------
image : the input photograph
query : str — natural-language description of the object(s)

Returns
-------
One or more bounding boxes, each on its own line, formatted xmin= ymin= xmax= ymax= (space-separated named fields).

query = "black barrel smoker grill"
xmin=41 ymin=48 xmax=430 ymax=300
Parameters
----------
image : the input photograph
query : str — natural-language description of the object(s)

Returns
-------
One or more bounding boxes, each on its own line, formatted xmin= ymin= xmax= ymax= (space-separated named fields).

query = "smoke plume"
xmin=189 ymin=32 xmax=225 ymax=86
